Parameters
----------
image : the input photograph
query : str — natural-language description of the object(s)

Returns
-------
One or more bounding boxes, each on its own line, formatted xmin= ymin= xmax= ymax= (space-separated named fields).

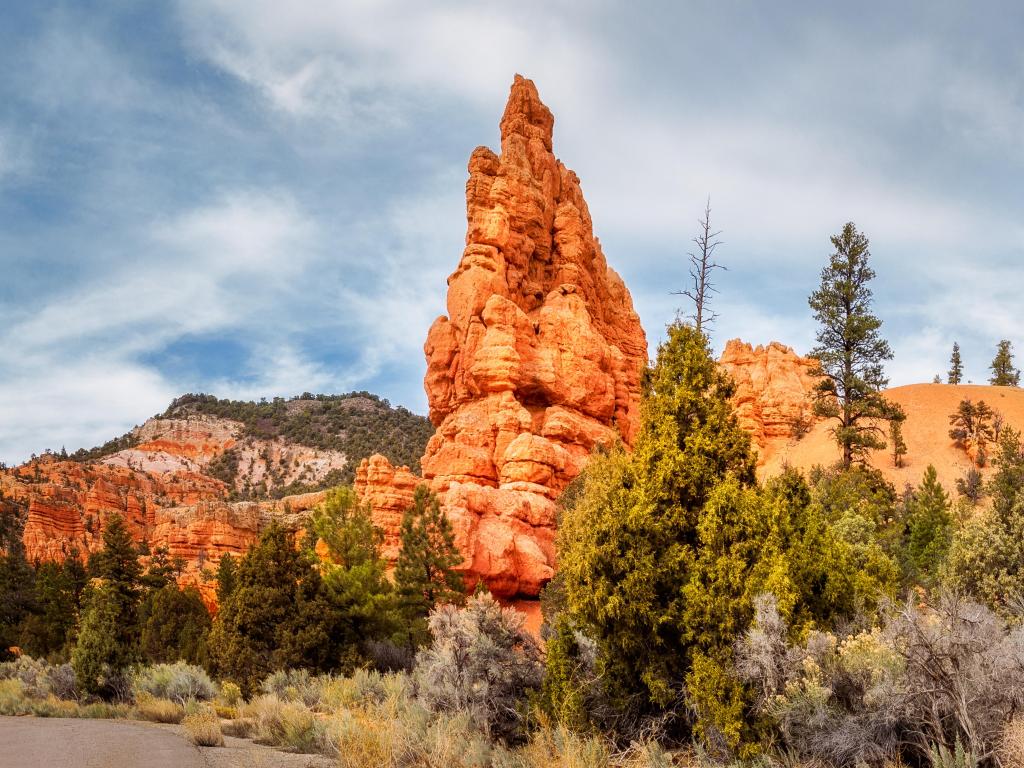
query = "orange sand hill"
xmin=763 ymin=383 xmax=1024 ymax=493
xmin=719 ymin=338 xmax=1024 ymax=492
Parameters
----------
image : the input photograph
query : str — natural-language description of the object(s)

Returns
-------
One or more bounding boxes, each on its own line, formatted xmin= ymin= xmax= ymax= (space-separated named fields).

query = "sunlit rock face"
xmin=358 ymin=75 xmax=648 ymax=598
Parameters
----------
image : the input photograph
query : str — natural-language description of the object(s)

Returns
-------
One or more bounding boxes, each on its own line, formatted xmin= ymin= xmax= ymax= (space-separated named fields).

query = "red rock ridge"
xmin=357 ymin=75 xmax=648 ymax=599
xmin=718 ymin=339 xmax=819 ymax=463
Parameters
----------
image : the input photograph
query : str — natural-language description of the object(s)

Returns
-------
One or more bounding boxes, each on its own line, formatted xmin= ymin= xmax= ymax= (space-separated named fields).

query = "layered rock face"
xmin=718 ymin=339 xmax=819 ymax=463
xmin=359 ymin=75 xmax=648 ymax=598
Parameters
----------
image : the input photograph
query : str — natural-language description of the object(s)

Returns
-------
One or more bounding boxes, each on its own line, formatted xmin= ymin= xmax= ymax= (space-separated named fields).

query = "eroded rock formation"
xmin=718 ymin=339 xmax=819 ymax=461
xmin=357 ymin=75 xmax=648 ymax=598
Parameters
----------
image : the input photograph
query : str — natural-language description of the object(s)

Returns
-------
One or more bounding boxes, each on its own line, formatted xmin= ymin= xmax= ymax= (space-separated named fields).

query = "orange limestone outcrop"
xmin=718 ymin=339 xmax=819 ymax=463
xmin=358 ymin=75 xmax=647 ymax=598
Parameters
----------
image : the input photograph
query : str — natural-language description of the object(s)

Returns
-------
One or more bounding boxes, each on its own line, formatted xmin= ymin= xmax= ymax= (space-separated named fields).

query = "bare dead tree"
xmin=674 ymin=197 xmax=725 ymax=334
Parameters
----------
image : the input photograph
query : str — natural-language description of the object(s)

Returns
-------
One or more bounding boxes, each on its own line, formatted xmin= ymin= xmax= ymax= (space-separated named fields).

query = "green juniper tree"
xmin=394 ymin=485 xmax=464 ymax=648
xmin=139 ymin=584 xmax=211 ymax=665
xmin=889 ymin=403 xmax=908 ymax=468
xmin=903 ymin=465 xmax=952 ymax=588
xmin=808 ymin=222 xmax=894 ymax=468
xmin=554 ymin=323 xmax=875 ymax=752
xmin=990 ymin=340 xmax=1020 ymax=386
xmin=948 ymin=342 xmax=963 ymax=384
xmin=214 ymin=552 xmax=237 ymax=605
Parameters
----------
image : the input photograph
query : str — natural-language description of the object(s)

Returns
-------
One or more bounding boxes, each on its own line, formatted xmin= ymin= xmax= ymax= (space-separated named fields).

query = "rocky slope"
xmin=0 ymin=393 xmax=432 ymax=604
xmin=356 ymin=75 xmax=648 ymax=598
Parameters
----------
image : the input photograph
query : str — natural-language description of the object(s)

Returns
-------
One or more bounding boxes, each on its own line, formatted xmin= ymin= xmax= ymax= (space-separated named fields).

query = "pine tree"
xmin=990 ymin=340 xmax=1020 ymax=386
xmin=948 ymin=399 xmax=995 ymax=467
xmin=86 ymin=513 xmax=142 ymax=664
xmin=948 ymin=342 xmax=963 ymax=384
xmin=207 ymin=524 xmax=307 ymax=694
xmin=309 ymin=487 xmax=398 ymax=670
xmin=0 ymin=497 xmax=35 ymax=660
xmin=889 ymin=403 xmax=908 ymax=468
xmin=808 ymin=222 xmax=894 ymax=468
xmin=394 ymin=485 xmax=465 ymax=648
xmin=903 ymin=466 xmax=952 ymax=587
xmin=21 ymin=560 xmax=81 ymax=658
xmin=72 ymin=582 xmax=133 ymax=697
xmin=141 ymin=544 xmax=176 ymax=591
xmin=139 ymin=584 xmax=211 ymax=665
xmin=214 ymin=553 xmax=237 ymax=605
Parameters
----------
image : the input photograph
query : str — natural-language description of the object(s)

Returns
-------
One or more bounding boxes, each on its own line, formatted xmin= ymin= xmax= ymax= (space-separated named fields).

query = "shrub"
xmin=998 ymin=718 xmax=1024 ymax=767
xmin=413 ymin=592 xmax=542 ymax=742
xmin=132 ymin=662 xmax=215 ymax=704
xmin=0 ymin=655 xmax=52 ymax=698
xmin=241 ymin=694 xmax=335 ymax=754
xmin=183 ymin=707 xmax=225 ymax=747
xmin=261 ymin=668 xmax=323 ymax=708
xmin=134 ymin=693 xmax=184 ymax=723
xmin=218 ymin=680 xmax=242 ymax=707
xmin=48 ymin=663 xmax=78 ymax=700
xmin=320 ymin=668 xmax=387 ymax=711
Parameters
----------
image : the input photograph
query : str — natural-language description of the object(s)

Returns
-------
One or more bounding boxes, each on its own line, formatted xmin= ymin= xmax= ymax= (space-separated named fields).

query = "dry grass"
xmin=183 ymin=708 xmax=225 ymax=747
xmin=134 ymin=694 xmax=185 ymax=724
xmin=998 ymin=718 xmax=1024 ymax=766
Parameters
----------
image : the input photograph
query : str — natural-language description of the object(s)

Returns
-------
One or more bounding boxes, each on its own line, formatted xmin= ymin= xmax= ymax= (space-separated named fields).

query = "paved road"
xmin=0 ymin=717 xmax=205 ymax=768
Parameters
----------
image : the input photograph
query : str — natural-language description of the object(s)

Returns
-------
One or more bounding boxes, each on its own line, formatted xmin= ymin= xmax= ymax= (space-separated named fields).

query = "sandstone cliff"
xmin=357 ymin=75 xmax=648 ymax=598
xmin=718 ymin=339 xmax=819 ymax=462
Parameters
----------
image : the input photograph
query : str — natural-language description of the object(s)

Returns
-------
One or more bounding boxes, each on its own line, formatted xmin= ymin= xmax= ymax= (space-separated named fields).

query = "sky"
xmin=2 ymin=1 xmax=1023 ymax=465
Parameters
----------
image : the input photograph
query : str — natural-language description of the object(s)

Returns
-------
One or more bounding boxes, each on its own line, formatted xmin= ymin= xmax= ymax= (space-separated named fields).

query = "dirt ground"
xmin=0 ymin=716 xmax=334 ymax=768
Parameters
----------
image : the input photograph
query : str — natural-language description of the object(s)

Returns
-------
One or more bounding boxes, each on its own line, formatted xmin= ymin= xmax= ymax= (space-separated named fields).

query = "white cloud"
xmin=0 ymin=190 xmax=319 ymax=464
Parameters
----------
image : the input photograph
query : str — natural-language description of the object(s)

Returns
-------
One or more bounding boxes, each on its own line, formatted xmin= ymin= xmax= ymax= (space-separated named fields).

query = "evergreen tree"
xmin=889 ymin=403 xmax=907 ymax=468
xmin=214 ymin=553 xmax=237 ymax=605
xmin=807 ymin=222 xmax=894 ymax=468
xmin=139 ymin=584 xmax=211 ymax=665
xmin=555 ymin=324 xmax=872 ymax=750
xmin=87 ymin=513 xmax=142 ymax=663
xmin=141 ymin=544 xmax=176 ymax=591
xmin=72 ymin=582 xmax=133 ymax=697
xmin=207 ymin=523 xmax=307 ymax=694
xmin=308 ymin=487 xmax=398 ymax=670
xmin=556 ymin=324 xmax=756 ymax=733
xmin=946 ymin=429 xmax=1024 ymax=613
xmin=394 ymin=485 xmax=464 ymax=647
xmin=0 ymin=497 xmax=34 ymax=660
xmin=948 ymin=399 xmax=995 ymax=467
xmin=948 ymin=342 xmax=963 ymax=384
xmin=21 ymin=559 xmax=82 ymax=658
xmin=903 ymin=466 xmax=952 ymax=588
xmin=990 ymin=340 xmax=1020 ymax=386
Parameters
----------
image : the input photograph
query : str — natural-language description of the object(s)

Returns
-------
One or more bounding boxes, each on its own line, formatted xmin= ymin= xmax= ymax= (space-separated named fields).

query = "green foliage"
xmin=807 ymin=222 xmax=894 ymax=468
xmin=0 ymin=495 xmax=34 ymax=660
xmin=72 ymin=582 xmax=133 ymax=698
xmin=214 ymin=552 xmax=237 ymax=605
xmin=990 ymin=340 xmax=1020 ymax=387
xmin=394 ymin=485 xmax=465 ymax=648
xmin=948 ymin=342 xmax=964 ymax=385
xmin=948 ymin=399 xmax=995 ymax=467
xmin=902 ymin=466 xmax=952 ymax=588
xmin=540 ymin=616 xmax=592 ymax=732
xmin=207 ymin=523 xmax=312 ymax=694
xmin=555 ymin=323 xmax=876 ymax=752
xmin=888 ymin=403 xmax=907 ymax=468
xmin=946 ymin=429 xmax=1024 ymax=613
xmin=19 ymin=556 xmax=86 ymax=659
xmin=308 ymin=487 xmax=399 ymax=669
xmin=210 ymin=492 xmax=398 ymax=694
xmin=164 ymin=391 xmax=434 ymax=487
xmin=138 ymin=584 xmax=211 ymax=665
xmin=67 ymin=432 xmax=140 ymax=462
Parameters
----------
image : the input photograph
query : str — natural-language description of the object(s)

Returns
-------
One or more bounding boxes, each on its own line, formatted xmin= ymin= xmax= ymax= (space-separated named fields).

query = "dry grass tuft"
xmin=134 ymin=694 xmax=185 ymax=724
xmin=183 ymin=708 xmax=225 ymax=747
